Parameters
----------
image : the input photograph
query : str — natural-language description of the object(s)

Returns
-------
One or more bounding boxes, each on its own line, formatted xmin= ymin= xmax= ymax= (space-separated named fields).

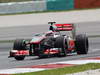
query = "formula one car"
xmin=9 ymin=22 xmax=89 ymax=60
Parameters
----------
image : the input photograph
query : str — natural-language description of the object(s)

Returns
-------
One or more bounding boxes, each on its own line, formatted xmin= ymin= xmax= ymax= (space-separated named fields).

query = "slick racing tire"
xmin=14 ymin=55 xmax=25 ymax=61
xmin=75 ymin=34 xmax=89 ymax=54
xmin=13 ymin=39 xmax=26 ymax=50
xmin=55 ymin=36 xmax=67 ymax=57
xmin=13 ymin=39 xmax=26 ymax=60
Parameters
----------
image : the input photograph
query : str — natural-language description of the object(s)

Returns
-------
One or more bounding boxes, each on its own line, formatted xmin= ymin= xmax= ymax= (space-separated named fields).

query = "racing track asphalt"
xmin=0 ymin=21 xmax=100 ymax=70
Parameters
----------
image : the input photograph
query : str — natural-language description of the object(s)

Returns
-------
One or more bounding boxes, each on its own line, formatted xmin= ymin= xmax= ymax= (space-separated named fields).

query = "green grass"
xmin=0 ymin=40 xmax=14 ymax=43
xmin=14 ymin=63 xmax=100 ymax=75
xmin=0 ymin=9 xmax=74 ymax=16
xmin=0 ymin=8 xmax=100 ymax=16
xmin=88 ymin=35 xmax=100 ymax=38
xmin=0 ymin=39 xmax=31 ymax=43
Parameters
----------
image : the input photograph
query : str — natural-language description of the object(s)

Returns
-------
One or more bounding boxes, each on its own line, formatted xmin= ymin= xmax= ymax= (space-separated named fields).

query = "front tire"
xmin=13 ymin=39 xmax=26 ymax=60
xmin=75 ymin=34 xmax=89 ymax=54
xmin=13 ymin=39 xmax=26 ymax=50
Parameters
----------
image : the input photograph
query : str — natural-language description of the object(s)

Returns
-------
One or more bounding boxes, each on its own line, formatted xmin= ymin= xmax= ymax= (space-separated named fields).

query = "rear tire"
xmin=75 ymin=34 xmax=89 ymax=54
xmin=13 ymin=39 xmax=26 ymax=60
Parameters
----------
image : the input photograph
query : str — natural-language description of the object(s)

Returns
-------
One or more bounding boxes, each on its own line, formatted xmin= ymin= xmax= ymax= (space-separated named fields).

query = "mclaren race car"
xmin=9 ymin=22 xmax=89 ymax=60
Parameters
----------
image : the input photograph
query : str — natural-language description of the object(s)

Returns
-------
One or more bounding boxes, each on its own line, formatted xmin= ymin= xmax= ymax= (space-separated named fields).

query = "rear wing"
xmin=48 ymin=22 xmax=76 ymax=39
xmin=54 ymin=24 xmax=73 ymax=31
xmin=48 ymin=22 xmax=74 ymax=31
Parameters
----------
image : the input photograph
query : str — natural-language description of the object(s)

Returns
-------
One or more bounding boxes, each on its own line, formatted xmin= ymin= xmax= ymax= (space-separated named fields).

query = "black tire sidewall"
xmin=13 ymin=39 xmax=26 ymax=50
xmin=13 ymin=39 xmax=26 ymax=60
xmin=75 ymin=34 xmax=88 ymax=54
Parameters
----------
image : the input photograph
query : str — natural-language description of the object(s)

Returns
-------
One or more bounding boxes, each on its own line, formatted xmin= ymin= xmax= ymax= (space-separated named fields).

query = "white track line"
xmin=54 ymin=60 xmax=100 ymax=65
xmin=0 ymin=68 xmax=46 ymax=74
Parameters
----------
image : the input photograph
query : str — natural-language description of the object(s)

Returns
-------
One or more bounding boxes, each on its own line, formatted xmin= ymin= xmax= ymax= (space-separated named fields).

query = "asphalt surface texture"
xmin=0 ymin=21 xmax=100 ymax=70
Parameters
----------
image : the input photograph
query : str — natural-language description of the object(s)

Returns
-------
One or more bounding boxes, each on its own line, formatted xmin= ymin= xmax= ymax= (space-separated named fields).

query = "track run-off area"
xmin=0 ymin=21 xmax=100 ymax=70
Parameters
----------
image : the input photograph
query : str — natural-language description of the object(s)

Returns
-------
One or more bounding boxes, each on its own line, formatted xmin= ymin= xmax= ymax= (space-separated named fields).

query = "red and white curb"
xmin=1 ymin=57 xmax=100 ymax=75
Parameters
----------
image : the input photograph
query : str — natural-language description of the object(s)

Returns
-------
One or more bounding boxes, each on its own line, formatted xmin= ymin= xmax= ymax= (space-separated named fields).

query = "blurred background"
xmin=0 ymin=0 xmax=99 ymax=14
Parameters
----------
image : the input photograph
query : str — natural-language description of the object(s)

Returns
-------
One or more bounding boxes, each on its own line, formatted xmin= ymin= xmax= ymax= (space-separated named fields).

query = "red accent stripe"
xmin=55 ymin=24 xmax=73 ymax=31
xmin=44 ymin=49 xmax=59 ymax=54
xmin=30 ymin=41 xmax=40 ymax=44
xmin=15 ymin=50 xmax=29 ymax=55
xmin=55 ymin=24 xmax=72 ymax=27
xmin=22 ymin=64 xmax=75 ymax=69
